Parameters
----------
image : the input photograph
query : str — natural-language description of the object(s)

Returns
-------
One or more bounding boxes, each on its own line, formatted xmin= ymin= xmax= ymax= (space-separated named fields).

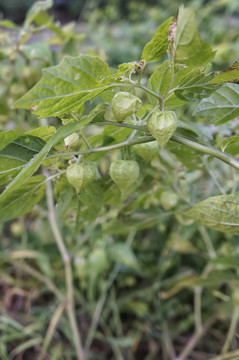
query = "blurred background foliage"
xmin=1 ymin=0 xmax=239 ymax=359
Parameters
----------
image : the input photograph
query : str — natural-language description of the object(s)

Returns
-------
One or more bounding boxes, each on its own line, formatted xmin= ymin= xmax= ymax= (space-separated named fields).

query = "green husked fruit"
xmin=112 ymin=91 xmax=142 ymax=123
xmin=147 ymin=110 xmax=177 ymax=148
xmin=110 ymin=160 xmax=140 ymax=191
xmin=133 ymin=141 xmax=158 ymax=162
xmin=160 ymin=191 xmax=179 ymax=210
xmin=66 ymin=163 xmax=96 ymax=193
xmin=64 ymin=132 xmax=80 ymax=149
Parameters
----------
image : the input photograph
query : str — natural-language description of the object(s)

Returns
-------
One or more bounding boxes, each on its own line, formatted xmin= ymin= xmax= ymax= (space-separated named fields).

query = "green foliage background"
xmin=1 ymin=1 xmax=239 ymax=360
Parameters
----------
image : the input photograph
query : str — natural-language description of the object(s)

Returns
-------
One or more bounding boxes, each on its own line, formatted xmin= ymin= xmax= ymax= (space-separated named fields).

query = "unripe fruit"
xmin=160 ymin=191 xmax=179 ymax=211
xmin=147 ymin=110 xmax=177 ymax=148
xmin=64 ymin=132 xmax=80 ymax=149
xmin=133 ymin=141 xmax=158 ymax=162
xmin=112 ymin=92 xmax=142 ymax=123
xmin=66 ymin=163 xmax=96 ymax=193
xmin=110 ymin=160 xmax=140 ymax=191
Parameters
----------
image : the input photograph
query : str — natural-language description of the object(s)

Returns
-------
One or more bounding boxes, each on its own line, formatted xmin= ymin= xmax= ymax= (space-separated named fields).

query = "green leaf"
xmin=211 ymin=60 xmax=239 ymax=84
xmin=0 ymin=135 xmax=46 ymax=163
xmin=147 ymin=61 xmax=184 ymax=107
xmin=193 ymin=83 xmax=239 ymax=124
xmin=174 ymin=73 xmax=217 ymax=101
xmin=78 ymin=182 xmax=103 ymax=221
xmin=141 ymin=17 xmax=173 ymax=63
xmin=20 ymin=42 xmax=52 ymax=62
xmin=148 ymin=61 xmax=217 ymax=106
xmin=184 ymin=194 xmax=239 ymax=234
xmin=24 ymin=0 xmax=53 ymax=27
xmin=26 ymin=126 xmax=56 ymax=141
xmin=0 ymin=20 xmax=17 ymax=29
xmin=14 ymin=55 xmax=111 ymax=118
xmin=0 ymin=175 xmax=45 ymax=223
xmin=175 ymin=6 xmax=216 ymax=67
xmin=108 ymin=243 xmax=140 ymax=271
xmin=0 ymin=116 xmax=94 ymax=197
xmin=220 ymin=135 xmax=239 ymax=155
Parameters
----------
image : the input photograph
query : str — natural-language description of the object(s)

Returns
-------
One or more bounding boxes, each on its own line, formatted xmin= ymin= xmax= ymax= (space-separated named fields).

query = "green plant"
xmin=2 ymin=2 xmax=239 ymax=360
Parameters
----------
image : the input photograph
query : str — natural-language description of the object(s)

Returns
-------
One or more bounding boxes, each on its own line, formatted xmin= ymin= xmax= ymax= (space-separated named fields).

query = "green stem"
xmin=47 ymin=121 xmax=239 ymax=171
xmin=44 ymin=169 xmax=84 ymax=360
xmin=222 ymin=305 xmax=239 ymax=354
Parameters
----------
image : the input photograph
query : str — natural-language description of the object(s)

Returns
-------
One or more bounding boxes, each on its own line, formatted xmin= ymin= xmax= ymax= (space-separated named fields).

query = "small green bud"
xmin=147 ymin=110 xmax=178 ymax=148
xmin=133 ymin=141 xmax=158 ymax=162
xmin=110 ymin=160 xmax=140 ymax=191
xmin=66 ymin=163 xmax=96 ymax=193
xmin=112 ymin=91 xmax=142 ymax=123
xmin=64 ymin=132 xmax=80 ymax=149
xmin=160 ymin=191 xmax=179 ymax=210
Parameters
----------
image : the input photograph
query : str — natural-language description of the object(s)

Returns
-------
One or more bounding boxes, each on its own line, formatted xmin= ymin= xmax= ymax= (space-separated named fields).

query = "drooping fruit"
xmin=109 ymin=160 xmax=140 ymax=191
xmin=112 ymin=91 xmax=142 ymax=123
xmin=64 ymin=132 xmax=80 ymax=149
xmin=66 ymin=163 xmax=96 ymax=193
xmin=133 ymin=141 xmax=158 ymax=162
xmin=147 ymin=110 xmax=177 ymax=148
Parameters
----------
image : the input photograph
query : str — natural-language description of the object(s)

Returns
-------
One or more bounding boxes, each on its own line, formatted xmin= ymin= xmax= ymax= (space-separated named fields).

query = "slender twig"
xmin=47 ymin=126 xmax=239 ymax=171
xmin=175 ymin=316 xmax=216 ymax=360
xmin=44 ymin=169 xmax=84 ymax=360
xmin=210 ymin=349 xmax=239 ymax=360
xmin=194 ymin=287 xmax=203 ymax=334
xmin=221 ymin=305 xmax=239 ymax=354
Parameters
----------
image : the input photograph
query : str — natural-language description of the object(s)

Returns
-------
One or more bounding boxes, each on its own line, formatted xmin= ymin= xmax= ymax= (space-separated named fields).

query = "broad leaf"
xmin=141 ymin=17 xmax=173 ymax=63
xmin=0 ymin=133 xmax=47 ymax=185
xmin=14 ymin=55 xmax=111 ymax=118
xmin=148 ymin=61 xmax=217 ymax=106
xmin=0 ymin=175 xmax=45 ymax=223
xmin=184 ymin=194 xmax=239 ymax=234
xmin=211 ymin=60 xmax=239 ymax=84
xmin=0 ymin=116 xmax=95 ymax=197
xmin=193 ymin=83 xmax=239 ymax=124
xmin=175 ymin=6 xmax=216 ymax=67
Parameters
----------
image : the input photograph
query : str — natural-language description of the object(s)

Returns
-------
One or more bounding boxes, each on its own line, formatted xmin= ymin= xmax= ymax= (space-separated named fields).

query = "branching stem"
xmin=47 ymin=121 xmax=239 ymax=171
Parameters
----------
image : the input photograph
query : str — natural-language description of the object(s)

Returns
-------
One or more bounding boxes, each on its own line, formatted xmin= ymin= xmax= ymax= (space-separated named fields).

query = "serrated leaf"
xmin=141 ymin=17 xmax=173 ymax=63
xmin=0 ymin=175 xmax=45 ymax=223
xmin=184 ymin=194 xmax=239 ymax=234
xmin=175 ymin=6 xmax=216 ymax=67
xmin=14 ymin=55 xmax=111 ymax=118
xmin=0 ymin=116 xmax=94 ymax=197
xmin=193 ymin=83 xmax=239 ymax=124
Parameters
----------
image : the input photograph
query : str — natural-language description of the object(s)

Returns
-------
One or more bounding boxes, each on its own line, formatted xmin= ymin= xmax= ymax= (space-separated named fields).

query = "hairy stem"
xmin=44 ymin=169 xmax=84 ymax=360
